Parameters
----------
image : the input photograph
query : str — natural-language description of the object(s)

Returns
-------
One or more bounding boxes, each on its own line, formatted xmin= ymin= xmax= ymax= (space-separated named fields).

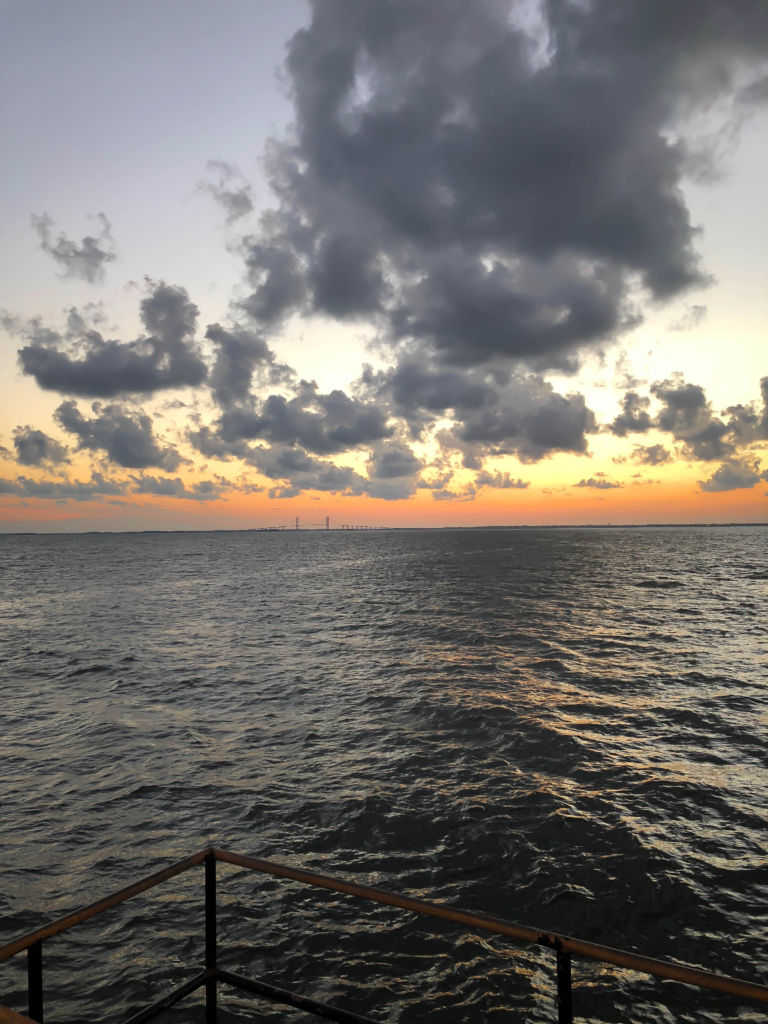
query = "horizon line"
xmin=1 ymin=521 xmax=766 ymax=537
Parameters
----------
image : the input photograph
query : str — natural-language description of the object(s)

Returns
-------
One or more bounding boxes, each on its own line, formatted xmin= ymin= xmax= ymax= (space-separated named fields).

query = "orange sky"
xmin=2 ymin=476 xmax=765 ymax=534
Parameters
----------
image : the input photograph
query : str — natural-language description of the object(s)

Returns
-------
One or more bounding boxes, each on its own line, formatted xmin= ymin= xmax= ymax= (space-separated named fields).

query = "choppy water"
xmin=1 ymin=526 xmax=766 ymax=1023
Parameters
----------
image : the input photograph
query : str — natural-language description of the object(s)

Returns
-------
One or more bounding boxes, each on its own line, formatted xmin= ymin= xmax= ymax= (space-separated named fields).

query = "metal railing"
xmin=1 ymin=846 xmax=767 ymax=1023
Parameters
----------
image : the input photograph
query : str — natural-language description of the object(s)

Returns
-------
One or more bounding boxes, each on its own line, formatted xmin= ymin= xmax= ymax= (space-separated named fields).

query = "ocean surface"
xmin=0 ymin=526 xmax=766 ymax=1023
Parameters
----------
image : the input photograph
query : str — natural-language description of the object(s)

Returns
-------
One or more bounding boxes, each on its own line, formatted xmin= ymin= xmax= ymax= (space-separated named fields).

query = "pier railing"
xmin=1 ymin=846 xmax=767 ymax=1023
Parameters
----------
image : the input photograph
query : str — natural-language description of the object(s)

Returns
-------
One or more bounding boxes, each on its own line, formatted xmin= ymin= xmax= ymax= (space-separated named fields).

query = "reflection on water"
xmin=1 ymin=526 xmax=766 ymax=1022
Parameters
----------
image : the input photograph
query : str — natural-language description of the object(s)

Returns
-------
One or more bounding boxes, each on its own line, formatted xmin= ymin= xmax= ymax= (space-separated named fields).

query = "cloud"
xmin=699 ymin=457 xmax=766 ymax=492
xmin=240 ymin=232 xmax=308 ymax=325
xmin=0 ymin=472 xmax=124 ymax=501
xmin=15 ymin=281 xmax=207 ymax=397
xmin=652 ymin=378 xmax=734 ymax=461
xmin=574 ymin=475 xmax=622 ymax=489
xmin=206 ymin=322 xmax=291 ymax=409
xmin=252 ymin=444 xmax=368 ymax=498
xmin=393 ymin=255 xmax=633 ymax=368
xmin=0 ymin=470 xmax=225 ymax=504
xmin=609 ymin=391 xmax=653 ymax=437
xmin=388 ymin=361 xmax=493 ymax=420
xmin=366 ymin=359 xmax=597 ymax=465
xmin=365 ymin=441 xmax=422 ymax=499
xmin=740 ymin=75 xmax=768 ymax=105
xmin=200 ymin=161 xmax=255 ymax=224
xmin=31 ymin=212 xmax=117 ymax=283
xmin=632 ymin=444 xmax=672 ymax=466
xmin=234 ymin=0 xmax=768 ymax=378
xmin=213 ymin=379 xmax=393 ymax=456
xmin=608 ymin=376 xmax=768 ymax=463
xmin=445 ymin=376 xmax=597 ymax=466
xmin=669 ymin=304 xmax=707 ymax=332
xmin=12 ymin=426 xmax=68 ymax=466
xmin=54 ymin=400 xmax=181 ymax=470
xmin=474 ymin=470 xmax=529 ymax=490
xmin=130 ymin=475 xmax=224 ymax=501
xmin=429 ymin=467 xmax=530 ymax=501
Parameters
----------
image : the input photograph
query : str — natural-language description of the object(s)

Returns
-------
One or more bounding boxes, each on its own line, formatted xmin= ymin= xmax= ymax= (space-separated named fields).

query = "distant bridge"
xmin=254 ymin=518 xmax=378 ymax=531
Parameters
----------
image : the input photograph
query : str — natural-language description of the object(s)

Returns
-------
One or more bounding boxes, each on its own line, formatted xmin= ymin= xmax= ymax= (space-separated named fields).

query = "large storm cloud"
xmin=238 ymin=0 xmax=768 ymax=373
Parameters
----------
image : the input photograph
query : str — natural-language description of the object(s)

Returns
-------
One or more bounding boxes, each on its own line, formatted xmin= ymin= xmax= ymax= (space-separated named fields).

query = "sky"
xmin=1 ymin=0 xmax=767 ymax=532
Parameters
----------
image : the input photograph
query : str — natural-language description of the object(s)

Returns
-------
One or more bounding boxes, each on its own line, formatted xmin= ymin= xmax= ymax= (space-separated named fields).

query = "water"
xmin=1 ymin=526 xmax=766 ymax=1023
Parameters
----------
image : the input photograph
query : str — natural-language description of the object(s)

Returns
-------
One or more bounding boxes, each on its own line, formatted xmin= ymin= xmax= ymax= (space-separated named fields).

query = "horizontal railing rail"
xmin=1 ymin=846 xmax=766 ymax=1024
xmin=211 ymin=847 xmax=768 ymax=1004
xmin=0 ymin=851 xmax=207 ymax=962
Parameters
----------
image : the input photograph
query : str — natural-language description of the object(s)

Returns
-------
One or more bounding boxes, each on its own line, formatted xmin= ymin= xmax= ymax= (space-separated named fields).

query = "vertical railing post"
xmin=205 ymin=850 xmax=217 ymax=1023
xmin=27 ymin=939 xmax=44 ymax=1023
xmin=556 ymin=948 xmax=573 ymax=1024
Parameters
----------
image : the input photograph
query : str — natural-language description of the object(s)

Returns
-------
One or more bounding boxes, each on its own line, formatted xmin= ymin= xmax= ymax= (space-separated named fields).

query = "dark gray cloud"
xmin=699 ymin=458 xmax=766 ymax=492
xmin=610 ymin=391 xmax=654 ymax=437
xmin=389 ymin=361 xmax=493 ymax=419
xmin=236 ymin=0 xmax=768 ymax=376
xmin=205 ymin=322 xmax=291 ymax=409
xmin=213 ymin=380 xmax=392 ymax=456
xmin=251 ymin=443 xmax=368 ymax=498
xmin=392 ymin=256 xmax=631 ymax=368
xmin=575 ymin=475 xmax=622 ymax=490
xmin=16 ymin=282 xmax=207 ymax=397
xmin=246 ymin=439 xmax=424 ymax=501
xmin=632 ymin=444 xmax=672 ymax=466
xmin=474 ymin=470 xmax=529 ymax=490
xmin=55 ymin=400 xmax=181 ymax=470
xmin=240 ymin=234 xmax=308 ymax=325
xmin=0 ymin=472 xmax=124 ymax=501
xmin=429 ymin=467 xmax=530 ymax=501
xmin=200 ymin=160 xmax=255 ymax=223
xmin=309 ymin=233 xmax=386 ymax=319
xmin=186 ymin=424 xmax=254 ymax=463
xmin=447 ymin=376 xmax=597 ymax=466
xmin=12 ymin=426 xmax=68 ymax=466
xmin=609 ymin=375 xmax=768 ymax=462
xmin=130 ymin=474 xmax=224 ymax=501
xmin=31 ymin=212 xmax=117 ymax=283
xmin=365 ymin=441 xmax=422 ymax=499
xmin=652 ymin=378 xmax=734 ymax=461
xmin=368 ymin=360 xmax=597 ymax=465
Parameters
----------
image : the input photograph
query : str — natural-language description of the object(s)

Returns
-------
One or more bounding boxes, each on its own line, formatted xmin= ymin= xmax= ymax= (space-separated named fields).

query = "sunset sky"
xmin=2 ymin=0 xmax=767 ymax=531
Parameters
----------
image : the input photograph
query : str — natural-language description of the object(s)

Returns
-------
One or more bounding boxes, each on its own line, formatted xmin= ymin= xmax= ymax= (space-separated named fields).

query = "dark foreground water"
xmin=1 ymin=526 xmax=766 ymax=1023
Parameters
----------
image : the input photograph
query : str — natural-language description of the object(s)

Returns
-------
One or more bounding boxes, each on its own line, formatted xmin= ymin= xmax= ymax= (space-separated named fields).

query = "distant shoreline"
xmin=1 ymin=521 xmax=765 ymax=537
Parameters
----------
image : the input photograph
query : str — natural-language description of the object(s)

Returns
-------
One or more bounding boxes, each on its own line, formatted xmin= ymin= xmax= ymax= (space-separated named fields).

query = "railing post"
xmin=205 ymin=851 xmax=217 ymax=1023
xmin=27 ymin=939 xmax=44 ymax=1023
xmin=556 ymin=949 xmax=573 ymax=1024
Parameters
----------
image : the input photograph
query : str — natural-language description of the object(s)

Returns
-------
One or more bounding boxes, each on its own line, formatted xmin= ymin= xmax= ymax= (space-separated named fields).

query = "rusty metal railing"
xmin=1 ymin=846 xmax=767 ymax=1023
